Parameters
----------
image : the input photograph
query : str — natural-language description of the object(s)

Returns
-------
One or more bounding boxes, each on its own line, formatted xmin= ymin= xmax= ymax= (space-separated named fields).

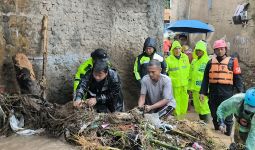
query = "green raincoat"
xmin=217 ymin=93 xmax=255 ymax=150
xmin=188 ymin=41 xmax=210 ymax=115
xmin=166 ymin=41 xmax=190 ymax=117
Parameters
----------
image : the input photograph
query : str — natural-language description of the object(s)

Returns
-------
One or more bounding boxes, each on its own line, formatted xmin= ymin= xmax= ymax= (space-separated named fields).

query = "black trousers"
xmin=209 ymin=94 xmax=233 ymax=134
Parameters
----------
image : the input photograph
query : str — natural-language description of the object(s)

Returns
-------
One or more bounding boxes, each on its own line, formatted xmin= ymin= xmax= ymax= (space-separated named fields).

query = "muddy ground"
xmin=0 ymin=135 xmax=78 ymax=150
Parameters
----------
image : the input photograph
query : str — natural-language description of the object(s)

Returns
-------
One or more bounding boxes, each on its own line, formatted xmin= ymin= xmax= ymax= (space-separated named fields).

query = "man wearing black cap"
xmin=73 ymin=49 xmax=109 ymax=93
xmin=74 ymin=60 xmax=124 ymax=113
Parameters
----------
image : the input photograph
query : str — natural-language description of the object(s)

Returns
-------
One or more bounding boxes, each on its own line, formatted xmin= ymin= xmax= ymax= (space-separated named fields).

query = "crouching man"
xmin=217 ymin=87 xmax=255 ymax=150
xmin=73 ymin=60 xmax=124 ymax=113
xmin=138 ymin=59 xmax=176 ymax=117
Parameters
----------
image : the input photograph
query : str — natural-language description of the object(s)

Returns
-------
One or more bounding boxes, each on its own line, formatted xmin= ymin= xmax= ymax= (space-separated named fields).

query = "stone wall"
xmin=0 ymin=0 xmax=164 ymax=109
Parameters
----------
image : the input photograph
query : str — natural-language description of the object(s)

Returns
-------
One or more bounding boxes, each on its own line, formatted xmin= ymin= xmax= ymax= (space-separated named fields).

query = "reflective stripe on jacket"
xmin=188 ymin=41 xmax=209 ymax=91
xmin=166 ymin=53 xmax=190 ymax=87
xmin=74 ymin=57 xmax=93 ymax=91
xmin=133 ymin=53 xmax=166 ymax=81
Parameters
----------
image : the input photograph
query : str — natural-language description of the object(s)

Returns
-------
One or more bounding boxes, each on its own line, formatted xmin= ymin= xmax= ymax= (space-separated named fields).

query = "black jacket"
xmin=200 ymin=57 xmax=244 ymax=97
xmin=75 ymin=68 xmax=124 ymax=112
xmin=137 ymin=37 xmax=167 ymax=79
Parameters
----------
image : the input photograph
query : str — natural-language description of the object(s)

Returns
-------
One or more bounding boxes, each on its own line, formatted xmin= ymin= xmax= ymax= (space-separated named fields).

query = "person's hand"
xmin=144 ymin=105 xmax=152 ymax=112
xmin=73 ymin=99 xmax=83 ymax=108
xmin=219 ymin=123 xmax=226 ymax=134
xmin=87 ymin=98 xmax=97 ymax=107
xmin=138 ymin=105 xmax=144 ymax=111
xmin=199 ymin=94 xmax=205 ymax=102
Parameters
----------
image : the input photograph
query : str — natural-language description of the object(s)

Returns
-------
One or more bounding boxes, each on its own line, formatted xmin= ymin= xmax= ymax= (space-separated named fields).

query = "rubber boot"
xmin=224 ymin=115 xmax=234 ymax=136
xmin=199 ymin=114 xmax=210 ymax=123
xmin=212 ymin=120 xmax=219 ymax=130
xmin=224 ymin=124 xmax=233 ymax=136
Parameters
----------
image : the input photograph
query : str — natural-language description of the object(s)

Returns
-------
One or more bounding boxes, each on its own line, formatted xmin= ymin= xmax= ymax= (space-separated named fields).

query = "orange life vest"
xmin=209 ymin=57 xmax=233 ymax=85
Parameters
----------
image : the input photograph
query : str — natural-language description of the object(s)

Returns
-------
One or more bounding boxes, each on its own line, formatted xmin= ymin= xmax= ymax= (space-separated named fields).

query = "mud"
xmin=0 ymin=135 xmax=77 ymax=150
xmin=186 ymin=108 xmax=232 ymax=147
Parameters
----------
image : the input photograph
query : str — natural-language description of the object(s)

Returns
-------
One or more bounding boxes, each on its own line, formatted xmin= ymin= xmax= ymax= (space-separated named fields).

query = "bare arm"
xmin=139 ymin=77 xmax=147 ymax=108
xmin=138 ymin=94 xmax=146 ymax=107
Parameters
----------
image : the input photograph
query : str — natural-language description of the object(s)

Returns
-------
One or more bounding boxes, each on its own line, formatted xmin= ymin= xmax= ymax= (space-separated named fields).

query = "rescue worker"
xmin=217 ymin=87 xmax=255 ymax=150
xmin=179 ymin=33 xmax=193 ymax=63
xmin=182 ymin=45 xmax=193 ymax=63
xmin=200 ymin=39 xmax=244 ymax=135
xmin=166 ymin=41 xmax=190 ymax=119
xmin=74 ymin=49 xmax=108 ymax=92
xmin=73 ymin=60 xmax=123 ymax=112
xmin=138 ymin=60 xmax=176 ymax=115
xmin=188 ymin=41 xmax=210 ymax=123
xmin=163 ymin=36 xmax=171 ymax=57
xmin=134 ymin=37 xmax=167 ymax=84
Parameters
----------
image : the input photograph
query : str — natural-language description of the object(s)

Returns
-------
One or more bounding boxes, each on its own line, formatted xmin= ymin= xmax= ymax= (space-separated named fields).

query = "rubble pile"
xmin=0 ymin=94 xmax=229 ymax=150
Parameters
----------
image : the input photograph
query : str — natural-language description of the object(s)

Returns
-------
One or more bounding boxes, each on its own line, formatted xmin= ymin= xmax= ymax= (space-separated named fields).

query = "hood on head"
xmin=194 ymin=40 xmax=208 ymax=58
xmin=143 ymin=37 xmax=157 ymax=52
xmin=170 ymin=41 xmax=182 ymax=55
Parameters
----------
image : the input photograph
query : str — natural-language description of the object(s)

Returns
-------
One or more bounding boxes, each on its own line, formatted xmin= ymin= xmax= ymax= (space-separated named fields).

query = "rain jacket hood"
xmin=194 ymin=41 xmax=208 ymax=59
xmin=170 ymin=41 xmax=182 ymax=55
xmin=143 ymin=37 xmax=157 ymax=52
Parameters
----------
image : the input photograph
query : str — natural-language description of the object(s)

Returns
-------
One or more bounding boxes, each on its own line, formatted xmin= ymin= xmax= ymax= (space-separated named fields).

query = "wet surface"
xmin=0 ymin=135 xmax=78 ymax=150
xmin=186 ymin=107 xmax=232 ymax=147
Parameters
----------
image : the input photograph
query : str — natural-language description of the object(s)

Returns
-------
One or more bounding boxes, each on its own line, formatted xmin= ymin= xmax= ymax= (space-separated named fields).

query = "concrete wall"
xmin=0 ymin=0 xmax=164 ymax=108
xmin=170 ymin=0 xmax=191 ymax=21
xmin=171 ymin=0 xmax=255 ymax=65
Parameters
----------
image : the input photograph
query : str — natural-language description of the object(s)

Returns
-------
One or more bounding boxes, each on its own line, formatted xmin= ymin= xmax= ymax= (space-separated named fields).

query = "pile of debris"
xmin=0 ymin=94 xmax=82 ymax=137
xmin=0 ymin=94 xmax=228 ymax=150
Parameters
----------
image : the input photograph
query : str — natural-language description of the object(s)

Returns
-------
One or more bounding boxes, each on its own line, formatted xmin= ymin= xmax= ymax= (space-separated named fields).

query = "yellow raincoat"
xmin=166 ymin=41 xmax=190 ymax=118
xmin=188 ymin=41 xmax=210 ymax=115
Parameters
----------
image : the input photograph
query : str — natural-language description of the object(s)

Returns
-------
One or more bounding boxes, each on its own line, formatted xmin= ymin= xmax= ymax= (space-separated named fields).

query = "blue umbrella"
xmin=167 ymin=20 xmax=214 ymax=33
